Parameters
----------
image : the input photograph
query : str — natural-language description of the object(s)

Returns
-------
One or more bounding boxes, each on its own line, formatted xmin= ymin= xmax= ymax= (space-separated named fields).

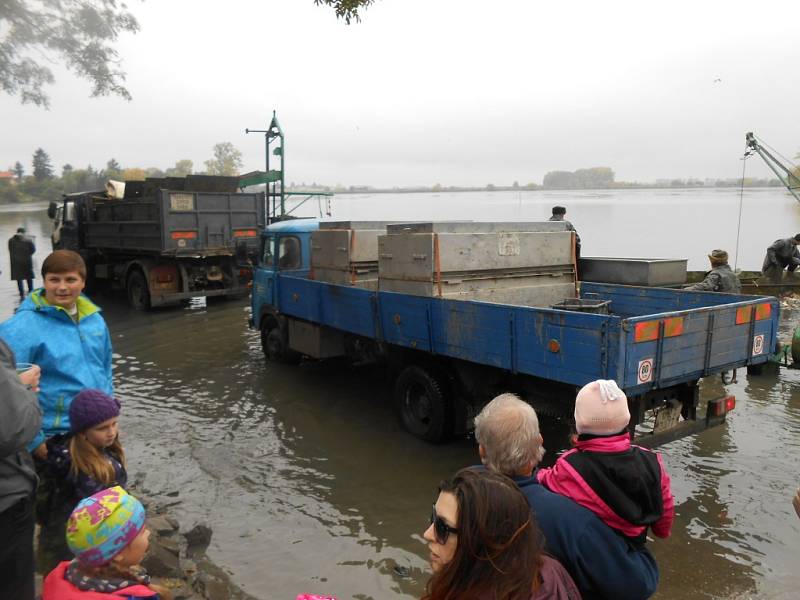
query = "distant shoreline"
xmin=289 ymin=184 xmax=785 ymax=195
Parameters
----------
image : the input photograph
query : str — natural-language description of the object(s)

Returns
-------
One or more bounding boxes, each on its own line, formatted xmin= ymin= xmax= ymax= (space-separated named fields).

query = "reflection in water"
xmin=2 ymin=197 xmax=800 ymax=598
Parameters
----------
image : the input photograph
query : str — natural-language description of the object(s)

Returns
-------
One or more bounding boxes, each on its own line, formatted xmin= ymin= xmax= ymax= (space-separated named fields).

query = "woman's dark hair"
xmin=423 ymin=468 xmax=544 ymax=600
xmin=42 ymin=249 xmax=86 ymax=279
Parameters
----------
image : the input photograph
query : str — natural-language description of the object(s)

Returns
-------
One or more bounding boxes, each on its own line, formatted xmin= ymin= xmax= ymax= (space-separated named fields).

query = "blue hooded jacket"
xmin=516 ymin=473 xmax=659 ymax=600
xmin=0 ymin=289 xmax=113 ymax=451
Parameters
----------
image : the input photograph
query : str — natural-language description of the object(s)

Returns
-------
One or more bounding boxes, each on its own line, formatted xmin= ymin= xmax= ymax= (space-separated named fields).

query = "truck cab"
xmin=252 ymin=219 xmax=319 ymax=357
xmin=48 ymin=193 xmax=94 ymax=251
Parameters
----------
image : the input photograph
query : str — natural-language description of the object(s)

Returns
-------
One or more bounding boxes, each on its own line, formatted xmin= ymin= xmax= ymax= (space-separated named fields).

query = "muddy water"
xmin=2 ymin=190 xmax=799 ymax=599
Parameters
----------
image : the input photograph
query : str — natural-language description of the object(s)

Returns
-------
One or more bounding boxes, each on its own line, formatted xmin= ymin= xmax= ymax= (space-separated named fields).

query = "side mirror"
xmin=47 ymin=201 xmax=58 ymax=219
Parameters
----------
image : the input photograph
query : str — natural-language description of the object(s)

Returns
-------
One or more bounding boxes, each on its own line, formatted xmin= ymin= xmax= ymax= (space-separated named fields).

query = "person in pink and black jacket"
xmin=537 ymin=379 xmax=674 ymax=549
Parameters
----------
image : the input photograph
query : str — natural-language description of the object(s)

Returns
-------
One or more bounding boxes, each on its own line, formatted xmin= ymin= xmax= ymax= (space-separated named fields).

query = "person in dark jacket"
xmin=549 ymin=206 xmax=581 ymax=277
xmin=422 ymin=468 xmax=580 ymax=600
xmin=474 ymin=393 xmax=659 ymax=600
xmin=686 ymin=249 xmax=741 ymax=293
xmin=0 ymin=338 xmax=42 ymax=600
xmin=8 ymin=227 xmax=36 ymax=297
xmin=762 ymin=234 xmax=800 ymax=283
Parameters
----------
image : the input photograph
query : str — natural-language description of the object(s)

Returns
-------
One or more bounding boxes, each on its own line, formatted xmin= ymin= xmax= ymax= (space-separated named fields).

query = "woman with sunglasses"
xmin=422 ymin=468 xmax=580 ymax=600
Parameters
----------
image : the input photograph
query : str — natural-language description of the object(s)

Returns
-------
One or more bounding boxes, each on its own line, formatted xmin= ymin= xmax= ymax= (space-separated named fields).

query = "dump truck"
xmin=250 ymin=219 xmax=778 ymax=445
xmin=48 ymin=175 xmax=266 ymax=309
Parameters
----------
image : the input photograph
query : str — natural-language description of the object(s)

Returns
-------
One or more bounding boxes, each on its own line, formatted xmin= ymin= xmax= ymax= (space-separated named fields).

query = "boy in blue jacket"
xmin=0 ymin=250 xmax=113 ymax=458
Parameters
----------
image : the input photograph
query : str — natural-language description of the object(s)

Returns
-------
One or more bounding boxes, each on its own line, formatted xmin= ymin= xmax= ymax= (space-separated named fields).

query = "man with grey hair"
xmin=475 ymin=393 xmax=659 ymax=600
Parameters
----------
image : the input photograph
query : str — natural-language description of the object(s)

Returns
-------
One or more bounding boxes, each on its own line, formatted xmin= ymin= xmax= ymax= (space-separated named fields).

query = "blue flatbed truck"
xmin=250 ymin=219 xmax=779 ymax=446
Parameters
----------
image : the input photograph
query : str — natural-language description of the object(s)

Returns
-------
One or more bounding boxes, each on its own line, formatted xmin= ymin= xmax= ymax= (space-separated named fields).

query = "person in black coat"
xmin=8 ymin=228 xmax=35 ymax=297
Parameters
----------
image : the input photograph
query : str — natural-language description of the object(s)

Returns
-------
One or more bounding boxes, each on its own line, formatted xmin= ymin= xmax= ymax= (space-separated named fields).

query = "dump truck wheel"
xmin=127 ymin=270 xmax=151 ymax=311
xmin=394 ymin=365 xmax=453 ymax=443
xmin=261 ymin=323 xmax=301 ymax=365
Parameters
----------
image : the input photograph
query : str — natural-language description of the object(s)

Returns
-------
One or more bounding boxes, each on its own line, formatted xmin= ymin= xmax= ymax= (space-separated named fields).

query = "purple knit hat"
xmin=69 ymin=389 xmax=121 ymax=433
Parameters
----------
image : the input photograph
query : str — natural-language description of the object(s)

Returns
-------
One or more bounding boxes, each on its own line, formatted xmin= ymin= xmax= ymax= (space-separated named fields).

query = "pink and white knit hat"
xmin=574 ymin=379 xmax=630 ymax=435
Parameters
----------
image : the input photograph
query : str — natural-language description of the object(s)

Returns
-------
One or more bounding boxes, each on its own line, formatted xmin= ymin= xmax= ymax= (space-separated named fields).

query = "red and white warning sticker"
xmin=637 ymin=358 xmax=654 ymax=384
xmin=752 ymin=334 xmax=765 ymax=356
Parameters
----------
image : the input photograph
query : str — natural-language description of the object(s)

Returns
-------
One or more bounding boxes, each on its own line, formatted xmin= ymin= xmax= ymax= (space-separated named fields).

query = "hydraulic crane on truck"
xmin=244 ymin=111 xmax=333 ymax=223
xmin=745 ymin=132 xmax=800 ymax=203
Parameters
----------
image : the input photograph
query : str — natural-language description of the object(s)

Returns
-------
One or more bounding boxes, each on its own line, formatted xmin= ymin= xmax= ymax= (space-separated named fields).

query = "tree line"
xmin=0 ymin=143 xmax=244 ymax=204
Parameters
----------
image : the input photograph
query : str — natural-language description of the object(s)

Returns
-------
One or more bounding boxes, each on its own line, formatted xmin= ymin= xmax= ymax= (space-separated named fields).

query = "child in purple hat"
xmin=38 ymin=389 xmax=128 ymax=572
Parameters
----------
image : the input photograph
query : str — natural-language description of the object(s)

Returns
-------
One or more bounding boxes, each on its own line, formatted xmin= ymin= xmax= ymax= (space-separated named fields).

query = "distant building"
xmin=0 ymin=171 xmax=16 ymax=184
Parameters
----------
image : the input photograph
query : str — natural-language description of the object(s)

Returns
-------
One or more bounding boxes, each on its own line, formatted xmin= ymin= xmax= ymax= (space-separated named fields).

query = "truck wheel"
xmin=261 ymin=323 xmax=301 ymax=365
xmin=394 ymin=365 xmax=453 ymax=443
xmin=127 ymin=270 xmax=151 ymax=311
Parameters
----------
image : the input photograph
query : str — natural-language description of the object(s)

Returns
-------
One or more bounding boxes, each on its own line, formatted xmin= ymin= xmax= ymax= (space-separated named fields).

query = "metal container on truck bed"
xmin=579 ymin=257 xmax=688 ymax=287
xmin=310 ymin=221 xmax=394 ymax=289
xmin=378 ymin=222 xmax=577 ymax=306
xmin=85 ymin=189 xmax=266 ymax=255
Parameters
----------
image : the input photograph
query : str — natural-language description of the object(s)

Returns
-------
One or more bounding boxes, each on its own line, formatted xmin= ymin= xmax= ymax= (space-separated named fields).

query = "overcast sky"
xmin=2 ymin=0 xmax=798 ymax=187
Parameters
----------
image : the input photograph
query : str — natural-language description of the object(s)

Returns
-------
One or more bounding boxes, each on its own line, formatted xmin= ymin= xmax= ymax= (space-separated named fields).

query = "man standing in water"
xmin=686 ymin=249 xmax=741 ymax=293
xmin=8 ymin=227 xmax=36 ymax=297
xmin=761 ymin=234 xmax=800 ymax=283
xmin=549 ymin=206 xmax=581 ymax=277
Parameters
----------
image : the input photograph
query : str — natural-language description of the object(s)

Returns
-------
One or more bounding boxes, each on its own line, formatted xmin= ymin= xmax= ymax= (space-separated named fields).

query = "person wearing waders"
xmin=8 ymin=227 xmax=36 ymax=297
xmin=761 ymin=234 xmax=800 ymax=283
xmin=685 ymin=249 xmax=741 ymax=293
xmin=550 ymin=206 xmax=581 ymax=278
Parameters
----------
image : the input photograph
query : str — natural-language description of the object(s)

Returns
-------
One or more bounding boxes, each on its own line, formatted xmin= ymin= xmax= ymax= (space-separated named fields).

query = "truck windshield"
xmin=278 ymin=236 xmax=301 ymax=270
xmin=261 ymin=236 xmax=274 ymax=267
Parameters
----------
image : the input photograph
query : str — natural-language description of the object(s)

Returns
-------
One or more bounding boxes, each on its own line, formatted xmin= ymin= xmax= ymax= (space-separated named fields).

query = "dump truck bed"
xmin=84 ymin=189 xmax=266 ymax=255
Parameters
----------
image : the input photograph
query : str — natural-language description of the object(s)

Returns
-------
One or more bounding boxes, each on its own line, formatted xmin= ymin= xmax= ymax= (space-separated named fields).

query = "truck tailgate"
xmin=582 ymin=283 xmax=780 ymax=392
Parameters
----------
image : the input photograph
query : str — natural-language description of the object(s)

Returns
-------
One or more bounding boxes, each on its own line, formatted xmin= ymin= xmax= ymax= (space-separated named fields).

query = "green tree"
xmin=32 ymin=148 xmax=53 ymax=180
xmin=145 ymin=167 xmax=165 ymax=178
xmin=104 ymin=158 xmax=122 ymax=180
xmin=165 ymin=159 xmax=193 ymax=177
xmin=12 ymin=161 xmax=24 ymax=180
xmin=204 ymin=143 xmax=243 ymax=176
xmin=314 ymin=0 xmax=375 ymax=23
xmin=62 ymin=164 xmax=74 ymax=178
xmin=1 ymin=0 xmax=140 ymax=108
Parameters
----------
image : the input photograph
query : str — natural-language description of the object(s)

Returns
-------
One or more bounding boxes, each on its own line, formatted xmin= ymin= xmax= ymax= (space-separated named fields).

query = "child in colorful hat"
xmin=537 ymin=379 xmax=675 ymax=548
xmin=42 ymin=486 xmax=170 ymax=599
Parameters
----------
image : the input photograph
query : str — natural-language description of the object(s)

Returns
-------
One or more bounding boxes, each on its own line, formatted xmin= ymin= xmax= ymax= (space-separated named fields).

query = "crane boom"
xmin=745 ymin=132 xmax=800 ymax=203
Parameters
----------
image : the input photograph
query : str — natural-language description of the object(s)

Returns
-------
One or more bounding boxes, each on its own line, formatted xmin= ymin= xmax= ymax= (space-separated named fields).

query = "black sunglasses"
xmin=430 ymin=504 xmax=459 ymax=544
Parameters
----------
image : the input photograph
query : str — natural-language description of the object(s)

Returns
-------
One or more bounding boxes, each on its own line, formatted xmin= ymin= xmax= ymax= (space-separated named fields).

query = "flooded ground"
xmin=2 ymin=189 xmax=799 ymax=599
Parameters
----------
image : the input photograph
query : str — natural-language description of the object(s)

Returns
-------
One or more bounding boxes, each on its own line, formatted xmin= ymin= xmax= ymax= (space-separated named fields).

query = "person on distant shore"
xmin=0 ymin=339 xmax=41 ymax=600
xmin=38 ymin=389 xmax=127 ymax=572
xmin=549 ymin=206 xmax=581 ymax=276
xmin=474 ymin=393 xmax=659 ymax=600
xmin=42 ymin=486 xmax=171 ymax=599
xmin=537 ymin=380 xmax=674 ymax=549
xmin=761 ymin=234 xmax=800 ymax=283
xmin=8 ymin=227 xmax=36 ymax=297
xmin=685 ymin=249 xmax=741 ymax=293
xmin=422 ymin=468 xmax=581 ymax=600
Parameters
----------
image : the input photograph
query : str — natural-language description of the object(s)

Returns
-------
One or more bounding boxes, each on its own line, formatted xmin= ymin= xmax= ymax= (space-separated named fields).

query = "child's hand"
xmin=793 ymin=488 xmax=800 ymax=519
xmin=18 ymin=364 xmax=41 ymax=392
xmin=33 ymin=442 xmax=47 ymax=461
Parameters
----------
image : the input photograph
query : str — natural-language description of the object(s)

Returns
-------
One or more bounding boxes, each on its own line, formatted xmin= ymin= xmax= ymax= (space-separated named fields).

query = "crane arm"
xmin=745 ymin=132 xmax=800 ymax=203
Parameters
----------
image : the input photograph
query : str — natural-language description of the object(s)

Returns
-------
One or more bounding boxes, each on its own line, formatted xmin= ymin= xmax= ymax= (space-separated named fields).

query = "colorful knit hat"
xmin=574 ymin=379 xmax=630 ymax=435
xmin=69 ymin=388 xmax=121 ymax=433
xmin=66 ymin=486 xmax=145 ymax=566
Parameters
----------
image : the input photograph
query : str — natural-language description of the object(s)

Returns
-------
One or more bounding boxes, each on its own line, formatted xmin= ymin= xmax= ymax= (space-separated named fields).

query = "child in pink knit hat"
xmin=537 ymin=379 xmax=674 ymax=548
